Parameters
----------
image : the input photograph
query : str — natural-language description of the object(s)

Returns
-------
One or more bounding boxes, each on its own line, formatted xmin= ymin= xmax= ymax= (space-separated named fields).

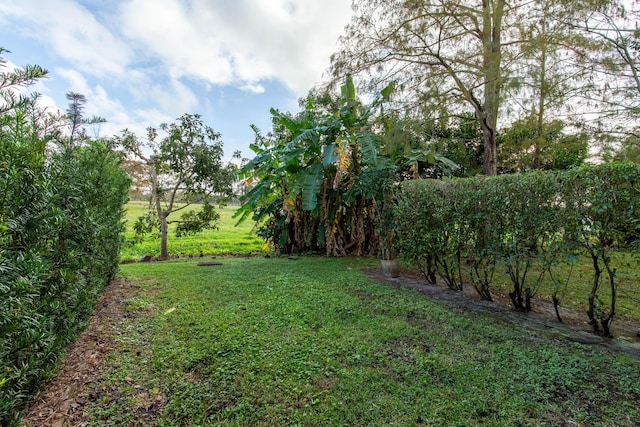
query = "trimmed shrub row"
xmin=396 ymin=163 xmax=640 ymax=336
xmin=0 ymin=114 xmax=130 ymax=424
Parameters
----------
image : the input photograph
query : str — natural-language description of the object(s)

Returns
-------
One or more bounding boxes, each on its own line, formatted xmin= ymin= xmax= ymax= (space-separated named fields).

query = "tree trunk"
xmin=534 ymin=38 xmax=548 ymax=170
xmin=481 ymin=125 xmax=498 ymax=176
xmin=587 ymin=252 xmax=602 ymax=331
xmin=481 ymin=0 xmax=505 ymax=177
xmin=160 ymin=212 xmax=169 ymax=260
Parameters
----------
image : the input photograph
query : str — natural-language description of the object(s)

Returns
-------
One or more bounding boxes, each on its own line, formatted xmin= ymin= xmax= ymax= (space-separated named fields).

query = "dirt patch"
xmin=18 ymin=278 xmax=157 ymax=427
xmin=364 ymin=268 xmax=640 ymax=361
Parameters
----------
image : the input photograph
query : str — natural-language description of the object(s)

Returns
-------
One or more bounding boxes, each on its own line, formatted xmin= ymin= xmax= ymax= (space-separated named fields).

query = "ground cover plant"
xmin=120 ymin=201 xmax=264 ymax=261
xmin=34 ymin=257 xmax=640 ymax=426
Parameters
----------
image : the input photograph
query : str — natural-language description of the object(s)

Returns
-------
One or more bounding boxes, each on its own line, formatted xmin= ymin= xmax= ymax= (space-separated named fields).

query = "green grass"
xmin=468 ymin=252 xmax=640 ymax=321
xmin=121 ymin=201 xmax=265 ymax=261
xmin=121 ymin=200 xmax=640 ymax=321
xmin=78 ymin=257 xmax=640 ymax=426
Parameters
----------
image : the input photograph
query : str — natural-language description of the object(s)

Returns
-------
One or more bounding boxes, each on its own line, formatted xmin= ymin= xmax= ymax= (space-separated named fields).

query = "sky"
xmin=0 ymin=0 xmax=353 ymax=160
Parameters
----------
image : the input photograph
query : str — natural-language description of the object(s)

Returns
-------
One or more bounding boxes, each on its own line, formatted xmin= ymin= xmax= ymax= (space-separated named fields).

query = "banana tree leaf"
xmin=302 ymin=163 xmax=323 ymax=211
xmin=356 ymin=131 xmax=378 ymax=166
xmin=434 ymin=153 xmax=461 ymax=173
xmin=380 ymin=81 xmax=396 ymax=100
xmin=341 ymin=75 xmax=356 ymax=100
xmin=291 ymin=128 xmax=319 ymax=146
xmin=282 ymin=147 xmax=306 ymax=165
xmin=271 ymin=108 xmax=302 ymax=133
xmin=323 ymin=143 xmax=338 ymax=166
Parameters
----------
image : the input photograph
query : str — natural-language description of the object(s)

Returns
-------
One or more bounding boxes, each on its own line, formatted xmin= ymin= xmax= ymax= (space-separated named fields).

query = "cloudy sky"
xmin=0 ymin=0 xmax=353 ymax=159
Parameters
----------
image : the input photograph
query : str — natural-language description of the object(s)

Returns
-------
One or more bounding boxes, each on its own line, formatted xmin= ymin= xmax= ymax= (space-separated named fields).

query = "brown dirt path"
xmin=19 ymin=278 xmax=142 ymax=427
xmin=365 ymin=268 xmax=640 ymax=361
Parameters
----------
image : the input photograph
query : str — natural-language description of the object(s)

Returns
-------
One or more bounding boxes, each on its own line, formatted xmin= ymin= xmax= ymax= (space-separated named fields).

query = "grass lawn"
xmin=72 ymin=256 xmax=640 ymax=426
xmin=121 ymin=201 xmax=265 ymax=261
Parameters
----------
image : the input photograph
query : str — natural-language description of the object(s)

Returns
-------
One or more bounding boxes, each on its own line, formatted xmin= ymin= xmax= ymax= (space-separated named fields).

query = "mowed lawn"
xmin=121 ymin=201 xmax=265 ymax=261
xmin=79 ymin=257 xmax=640 ymax=426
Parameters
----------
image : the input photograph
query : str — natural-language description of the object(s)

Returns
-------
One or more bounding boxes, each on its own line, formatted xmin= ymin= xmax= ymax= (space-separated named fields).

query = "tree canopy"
xmin=330 ymin=0 xmax=636 ymax=171
xmin=116 ymin=114 xmax=235 ymax=260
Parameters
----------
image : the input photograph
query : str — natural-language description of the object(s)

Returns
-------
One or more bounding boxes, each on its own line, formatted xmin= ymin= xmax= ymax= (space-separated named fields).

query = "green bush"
xmin=0 ymin=108 xmax=130 ymax=423
xmin=563 ymin=162 xmax=640 ymax=336
xmin=396 ymin=164 xmax=640 ymax=332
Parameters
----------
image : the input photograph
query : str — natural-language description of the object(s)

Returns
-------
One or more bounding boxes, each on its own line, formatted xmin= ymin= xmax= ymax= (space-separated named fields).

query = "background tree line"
xmin=238 ymin=0 xmax=640 ymax=258
xmin=330 ymin=0 xmax=639 ymax=174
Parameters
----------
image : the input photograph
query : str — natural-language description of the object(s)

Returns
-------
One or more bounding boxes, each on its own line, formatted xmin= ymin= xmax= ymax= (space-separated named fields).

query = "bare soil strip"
xmin=20 ymin=278 xmax=141 ymax=427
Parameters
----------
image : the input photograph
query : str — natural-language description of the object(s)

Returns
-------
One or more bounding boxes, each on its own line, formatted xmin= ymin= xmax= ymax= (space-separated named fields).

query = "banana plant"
xmin=237 ymin=75 xmax=458 ymax=256
xmin=237 ymin=76 xmax=389 ymax=254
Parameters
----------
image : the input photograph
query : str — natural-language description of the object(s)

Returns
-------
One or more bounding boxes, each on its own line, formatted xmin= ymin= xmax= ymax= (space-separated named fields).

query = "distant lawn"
xmin=77 ymin=257 xmax=640 ymax=426
xmin=121 ymin=200 xmax=264 ymax=261
xmin=469 ymin=252 xmax=640 ymax=323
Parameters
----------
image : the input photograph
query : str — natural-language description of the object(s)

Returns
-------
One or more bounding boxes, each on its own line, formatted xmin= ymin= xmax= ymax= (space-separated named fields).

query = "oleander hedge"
xmin=396 ymin=163 xmax=640 ymax=336
xmin=0 ymin=114 xmax=130 ymax=425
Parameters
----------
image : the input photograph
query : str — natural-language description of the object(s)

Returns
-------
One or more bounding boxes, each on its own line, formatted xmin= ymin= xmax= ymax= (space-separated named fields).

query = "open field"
xmin=22 ymin=257 xmax=640 ymax=426
xmin=121 ymin=201 xmax=265 ymax=261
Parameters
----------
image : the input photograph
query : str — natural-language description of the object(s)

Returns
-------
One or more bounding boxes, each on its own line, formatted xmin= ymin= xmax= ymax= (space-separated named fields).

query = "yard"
xmin=21 ymin=255 xmax=640 ymax=426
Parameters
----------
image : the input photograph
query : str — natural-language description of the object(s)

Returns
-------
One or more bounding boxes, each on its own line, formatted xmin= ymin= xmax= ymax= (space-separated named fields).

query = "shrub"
xmin=396 ymin=163 xmax=640 ymax=333
xmin=0 ymin=109 xmax=129 ymax=423
xmin=563 ymin=162 xmax=640 ymax=336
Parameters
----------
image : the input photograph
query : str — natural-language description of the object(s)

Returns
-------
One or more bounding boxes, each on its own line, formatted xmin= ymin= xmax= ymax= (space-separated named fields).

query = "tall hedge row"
xmin=396 ymin=163 xmax=640 ymax=336
xmin=0 ymin=111 xmax=130 ymax=424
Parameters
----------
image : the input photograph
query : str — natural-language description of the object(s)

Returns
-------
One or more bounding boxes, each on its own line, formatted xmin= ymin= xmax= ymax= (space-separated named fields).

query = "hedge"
xmin=0 ymin=117 xmax=130 ymax=425
xmin=396 ymin=163 xmax=640 ymax=336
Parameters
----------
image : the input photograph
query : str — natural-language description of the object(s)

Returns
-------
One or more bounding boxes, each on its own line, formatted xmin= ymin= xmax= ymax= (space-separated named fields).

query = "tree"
xmin=65 ymin=92 xmax=106 ymax=145
xmin=1 ymin=49 xmax=130 ymax=423
xmin=237 ymin=76 xmax=455 ymax=256
xmin=511 ymin=0 xmax=599 ymax=167
xmin=498 ymin=116 xmax=588 ymax=173
xmin=330 ymin=0 xmax=623 ymax=174
xmin=332 ymin=0 xmax=516 ymax=176
xmin=575 ymin=2 xmax=640 ymax=155
xmin=0 ymin=47 xmax=47 ymax=116
xmin=116 ymin=114 xmax=234 ymax=259
xmin=237 ymin=78 xmax=385 ymax=256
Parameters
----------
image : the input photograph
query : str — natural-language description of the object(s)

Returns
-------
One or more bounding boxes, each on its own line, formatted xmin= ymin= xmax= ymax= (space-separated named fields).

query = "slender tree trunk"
xmin=481 ymin=0 xmax=505 ymax=176
xmin=587 ymin=251 xmax=602 ymax=331
xmin=160 ymin=213 xmax=169 ymax=260
xmin=534 ymin=13 xmax=549 ymax=170
xmin=481 ymin=125 xmax=497 ymax=176
xmin=150 ymin=157 xmax=169 ymax=260
xmin=601 ymin=253 xmax=616 ymax=337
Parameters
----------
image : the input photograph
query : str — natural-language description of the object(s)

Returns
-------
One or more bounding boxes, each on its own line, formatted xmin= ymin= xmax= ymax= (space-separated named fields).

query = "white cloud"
xmin=118 ymin=0 xmax=235 ymax=84
xmin=36 ymin=94 xmax=66 ymax=119
xmin=2 ymin=0 xmax=352 ymax=96
xmin=117 ymin=0 xmax=352 ymax=96
xmin=240 ymin=83 xmax=266 ymax=94
xmin=56 ymin=68 xmax=92 ymax=96
xmin=0 ymin=0 xmax=132 ymax=78
xmin=0 ymin=0 xmax=354 ymax=155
